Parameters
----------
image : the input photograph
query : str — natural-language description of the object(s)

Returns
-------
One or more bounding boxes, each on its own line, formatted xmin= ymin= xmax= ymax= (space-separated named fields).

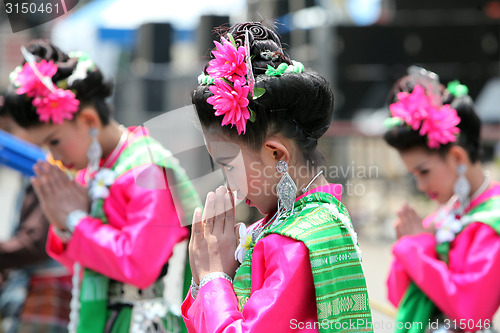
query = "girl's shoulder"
xmin=114 ymin=131 xmax=173 ymax=174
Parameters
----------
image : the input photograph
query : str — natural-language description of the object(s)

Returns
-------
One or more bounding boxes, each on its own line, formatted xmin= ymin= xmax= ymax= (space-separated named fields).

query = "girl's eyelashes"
xmin=419 ymin=169 xmax=429 ymax=176
xmin=218 ymin=162 xmax=234 ymax=171
xmin=49 ymin=139 xmax=60 ymax=146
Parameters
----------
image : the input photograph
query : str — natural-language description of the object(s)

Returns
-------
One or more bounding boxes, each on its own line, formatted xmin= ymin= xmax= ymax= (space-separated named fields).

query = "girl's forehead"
xmin=205 ymin=129 xmax=241 ymax=155
xmin=400 ymin=148 xmax=447 ymax=168
xmin=27 ymin=122 xmax=70 ymax=145
xmin=206 ymin=140 xmax=242 ymax=162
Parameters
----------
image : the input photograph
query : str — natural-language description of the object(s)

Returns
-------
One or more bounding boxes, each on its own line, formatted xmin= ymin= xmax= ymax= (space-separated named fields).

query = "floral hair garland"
xmin=198 ymin=33 xmax=304 ymax=135
xmin=9 ymin=48 xmax=94 ymax=125
xmin=385 ymin=84 xmax=461 ymax=149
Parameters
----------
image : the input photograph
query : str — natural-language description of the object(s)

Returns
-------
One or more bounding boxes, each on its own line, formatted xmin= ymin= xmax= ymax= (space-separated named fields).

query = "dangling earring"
xmin=276 ymin=160 xmax=297 ymax=217
xmin=87 ymin=127 xmax=102 ymax=176
xmin=453 ymin=164 xmax=470 ymax=214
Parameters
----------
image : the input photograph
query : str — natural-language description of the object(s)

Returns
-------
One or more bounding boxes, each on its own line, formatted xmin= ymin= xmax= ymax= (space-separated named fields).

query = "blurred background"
xmin=1 ymin=0 xmax=500 ymax=329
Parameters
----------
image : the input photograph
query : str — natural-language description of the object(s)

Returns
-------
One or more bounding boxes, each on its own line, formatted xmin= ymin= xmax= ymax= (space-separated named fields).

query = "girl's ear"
xmin=448 ymin=145 xmax=470 ymax=166
xmin=263 ymin=136 xmax=290 ymax=164
xmin=76 ymin=106 xmax=101 ymax=128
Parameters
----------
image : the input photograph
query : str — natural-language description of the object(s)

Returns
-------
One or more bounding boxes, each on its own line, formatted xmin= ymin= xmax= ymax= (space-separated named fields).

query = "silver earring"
xmin=454 ymin=164 xmax=470 ymax=214
xmin=87 ymin=127 xmax=102 ymax=176
xmin=276 ymin=160 xmax=297 ymax=216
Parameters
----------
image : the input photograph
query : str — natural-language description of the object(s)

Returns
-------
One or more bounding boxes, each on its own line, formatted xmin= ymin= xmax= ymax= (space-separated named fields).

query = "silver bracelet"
xmin=200 ymin=272 xmax=233 ymax=288
xmin=53 ymin=227 xmax=72 ymax=243
xmin=190 ymin=278 xmax=200 ymax=299
xmin=66 ymin=210 xmax=88 ymax=233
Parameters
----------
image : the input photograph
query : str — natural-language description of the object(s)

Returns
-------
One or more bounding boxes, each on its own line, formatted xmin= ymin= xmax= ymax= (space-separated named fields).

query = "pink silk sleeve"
xmin=386 ymin=256 xmax=411 ymax=307
xmin=181 ymin=234 xmax=319 ymax=332
xmin=393 ymin=222 xmax=500 ymax=321
xmin=47 ymin=164 xmax=189 ymax=289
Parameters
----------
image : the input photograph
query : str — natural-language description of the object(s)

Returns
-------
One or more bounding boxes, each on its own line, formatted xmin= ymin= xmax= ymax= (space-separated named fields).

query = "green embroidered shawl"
xmin=233 ymin=192 xmax=373 ymax=332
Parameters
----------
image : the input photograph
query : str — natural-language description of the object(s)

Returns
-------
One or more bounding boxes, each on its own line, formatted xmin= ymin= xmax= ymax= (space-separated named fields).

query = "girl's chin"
xmin=257 ymin=205 xmax=278 ymax=216
xmin=245 ymin=198 xmax=278 ymax=216
xmin=435 ymin=195 xmax=452 ymax=205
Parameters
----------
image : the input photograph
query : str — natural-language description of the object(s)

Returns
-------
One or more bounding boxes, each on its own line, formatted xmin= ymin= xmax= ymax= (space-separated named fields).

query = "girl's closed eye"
xmin=49 ymin=139 xmax=60 ymax=147
xmin=218 ymin=162 xmax=234 ymax=171
xmin=419 ymin=169 xmax=429 ymax=176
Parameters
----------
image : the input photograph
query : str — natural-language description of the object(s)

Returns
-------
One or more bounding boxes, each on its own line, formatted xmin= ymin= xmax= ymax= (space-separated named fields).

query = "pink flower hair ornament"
xmin=198 ymin=33 xmax=303 ymax=135
xmin=386 ymin=84 xmax=461 ymax=149
xmin=207 ymin=36 xmax=247 ymax=83
xmin=207 ymin=79 xmax=251 ymax=135
xmin=32 ymin=88 xmax=80 ymax=124
xmin=9 ymin=46 xmax=81 ymax=125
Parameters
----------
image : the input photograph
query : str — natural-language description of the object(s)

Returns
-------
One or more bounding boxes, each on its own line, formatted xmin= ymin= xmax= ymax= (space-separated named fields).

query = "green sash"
xmin=395 ymin=192 xmax=500 ymax=332
xmin=76 ymin=132 xmax=200 ymax=333
xmin=233 ymin=192 xmax=373 ymax=332
xmin=77 ymin=196 xmax=109 ymax=333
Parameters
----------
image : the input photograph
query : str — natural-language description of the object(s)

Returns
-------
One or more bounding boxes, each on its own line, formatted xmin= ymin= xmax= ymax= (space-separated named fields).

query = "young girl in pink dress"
xmin=384 ymin=67 xmax=500 ymax=332
xmin=3 ymin=40 xmax=199 ymax=332
xmin=182 ymin=22 xmax=373 ymax=332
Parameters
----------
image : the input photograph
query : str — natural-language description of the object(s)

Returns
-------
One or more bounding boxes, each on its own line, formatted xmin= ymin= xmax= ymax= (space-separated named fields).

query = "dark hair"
xmin=193 ymin=22 xmax=334 ymax=166
xmin=0 ymin=93 xmax=5 ymax=117
xmin=383 ymin=73 xmax=481 ymax=163
xmin=3 ymin=40 xmax=113 ymax=128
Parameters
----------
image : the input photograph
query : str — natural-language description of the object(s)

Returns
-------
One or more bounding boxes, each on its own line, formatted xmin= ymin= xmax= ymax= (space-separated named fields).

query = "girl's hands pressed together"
xmin=393 ymin=204 xmax=434 ymax=239
xmin=31 ymin=161 xmax=90 ymax=231
xmin=189 ymin=186 xmax=239 ymax=285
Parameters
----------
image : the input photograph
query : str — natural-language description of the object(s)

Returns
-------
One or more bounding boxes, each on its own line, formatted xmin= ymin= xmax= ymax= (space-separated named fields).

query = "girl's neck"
xmin=467 ymin=163 xmax=488 ymax=197
xmin=98 ymin=120 xmax=125 ymax=159
xmin=293 ymin=169 xmax=329 ymax=195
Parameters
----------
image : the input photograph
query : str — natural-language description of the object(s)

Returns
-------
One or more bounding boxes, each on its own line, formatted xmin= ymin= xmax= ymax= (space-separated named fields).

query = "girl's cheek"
xmin=248 ymin=179 xmax=261 ymax=197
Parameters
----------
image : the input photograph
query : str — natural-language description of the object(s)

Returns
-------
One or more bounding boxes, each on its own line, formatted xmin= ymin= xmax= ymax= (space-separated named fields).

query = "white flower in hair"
xmin=89 ymin=168 xmax=116 ymax=200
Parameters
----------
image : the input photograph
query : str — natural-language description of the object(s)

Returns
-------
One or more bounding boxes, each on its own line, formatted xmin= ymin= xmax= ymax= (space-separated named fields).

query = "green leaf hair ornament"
xmin=384 ymin=117 xmax=404 ymax=129
xmin=9 ymin=66 xmax=23 ymax=88
xmin=227 ymin=33 xmax=238 ymax=48
xmin=252 ymin=87 xmax=266 ymax=99
xmin=265 ymin=61 xmax=305 ymax=76
xmin=447 ymin=80 xmax=469 ymax=98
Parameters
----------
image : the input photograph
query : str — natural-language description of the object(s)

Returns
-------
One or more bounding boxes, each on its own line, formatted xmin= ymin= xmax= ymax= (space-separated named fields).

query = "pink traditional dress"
xmin=387 ymin=181 xmax=500 ymax=332
xmin=182 ymin=184 xmax=373 ymax=332
xmin=46 ymin=126 xmax=200 ymax=333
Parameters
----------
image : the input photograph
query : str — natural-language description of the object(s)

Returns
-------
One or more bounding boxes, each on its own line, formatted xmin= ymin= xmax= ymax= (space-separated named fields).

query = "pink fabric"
xmin=296 ymin=183 xmax=343 ymax=202
xmin=101 ymin=126 xmax=147 ymax=169
xmin=469 ymin=181 xmax=500 ymax=212
xmin=387 ymin=183 xmax=500 ymax=323
xmin=182 ymin=235 xmax=318 ymax=333
xmin=47 ymin=131 xmax=189 ymax=289
xmin=182 ymin=183 xmax=342 ymax=332
xmin=386 ymin=256 xmax=412 ymax=307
